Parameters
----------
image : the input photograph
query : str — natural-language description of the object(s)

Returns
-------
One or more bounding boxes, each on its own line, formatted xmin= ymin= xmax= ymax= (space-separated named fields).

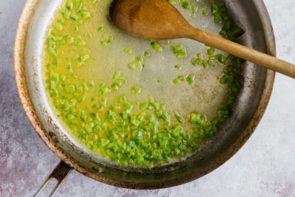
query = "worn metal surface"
xmin=13 ymin=0 xmax=275 ymax=189
xmin=1 ymin=0 xmax=295 ymax=196
xmin=0 ymin=1 xmax=60 ymax=197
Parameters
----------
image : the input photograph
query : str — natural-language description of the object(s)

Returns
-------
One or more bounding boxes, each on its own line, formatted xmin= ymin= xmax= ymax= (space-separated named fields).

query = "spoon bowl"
xmin=110 ymin=0 xmax=191 ymax=40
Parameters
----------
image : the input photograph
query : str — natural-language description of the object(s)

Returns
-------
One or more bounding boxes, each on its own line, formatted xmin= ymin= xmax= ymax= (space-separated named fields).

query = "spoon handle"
xmin=188 ymin=28 xmax=295 ymax=78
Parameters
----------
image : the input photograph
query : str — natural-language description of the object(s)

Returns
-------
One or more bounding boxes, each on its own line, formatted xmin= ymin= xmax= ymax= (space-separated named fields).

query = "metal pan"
xmin=14 ymin=0 xmax=275 ymax=192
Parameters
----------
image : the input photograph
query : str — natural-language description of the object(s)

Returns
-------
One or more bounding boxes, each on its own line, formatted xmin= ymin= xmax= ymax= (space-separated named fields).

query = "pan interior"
xmin=22 ymin=0 xmax=274 ymax=188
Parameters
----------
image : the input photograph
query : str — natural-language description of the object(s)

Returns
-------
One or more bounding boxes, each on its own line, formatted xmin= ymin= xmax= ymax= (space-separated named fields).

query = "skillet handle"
xmin=33 ymin=161 xmax=72 ymax=197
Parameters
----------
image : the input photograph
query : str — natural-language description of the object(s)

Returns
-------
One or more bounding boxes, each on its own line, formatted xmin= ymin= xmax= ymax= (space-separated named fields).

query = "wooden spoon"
xmin=110 ymin=0 xmax=295 ymax=78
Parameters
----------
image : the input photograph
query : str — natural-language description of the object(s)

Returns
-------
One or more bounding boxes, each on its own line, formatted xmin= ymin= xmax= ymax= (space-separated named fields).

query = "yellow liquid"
xmin=43 ymin=0 xmax=239 ymax=167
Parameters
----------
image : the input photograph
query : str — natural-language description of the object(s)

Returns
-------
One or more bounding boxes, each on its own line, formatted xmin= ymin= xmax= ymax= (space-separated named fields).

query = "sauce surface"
xmin=43 ymin=0 xmax=243 ymax=167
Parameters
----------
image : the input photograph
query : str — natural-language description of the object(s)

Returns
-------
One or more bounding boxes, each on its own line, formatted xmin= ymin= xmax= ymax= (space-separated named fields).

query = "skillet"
xmin=14 ymin=0 xmax=275 ymax=192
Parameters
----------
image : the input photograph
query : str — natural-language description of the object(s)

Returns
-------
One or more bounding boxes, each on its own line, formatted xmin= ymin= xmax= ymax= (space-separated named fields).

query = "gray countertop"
xmin=1 ymin=0 xmax=295 ymax=196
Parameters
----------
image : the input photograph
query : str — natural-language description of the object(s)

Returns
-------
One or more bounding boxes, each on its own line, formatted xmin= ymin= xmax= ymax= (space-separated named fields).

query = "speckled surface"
xmin=1 ymin=0 xmax=295 ymax=196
